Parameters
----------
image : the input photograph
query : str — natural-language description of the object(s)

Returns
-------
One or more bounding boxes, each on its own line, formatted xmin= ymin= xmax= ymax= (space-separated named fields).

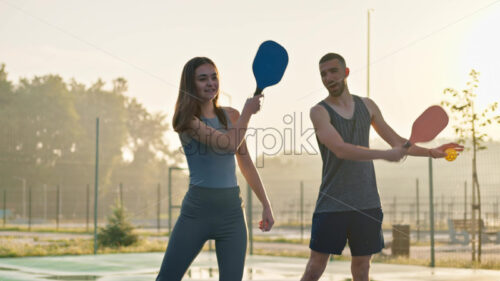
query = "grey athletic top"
xmin=180 ymin=110 xmax=237 ymax=188
xmin=314 ymin=95 xmax=381 ymax=213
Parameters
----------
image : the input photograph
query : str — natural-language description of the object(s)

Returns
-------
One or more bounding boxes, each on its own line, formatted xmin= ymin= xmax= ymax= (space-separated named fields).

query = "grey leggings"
xmin=156 ymin=185 xmax=247 ymax=281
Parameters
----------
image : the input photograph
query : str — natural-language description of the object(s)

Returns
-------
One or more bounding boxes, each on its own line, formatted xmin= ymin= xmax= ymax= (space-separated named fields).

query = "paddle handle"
xmin=403 ymin=140 xmax=412 ymax=149
xmin=253 ymin=87 xmax=263 ymax=96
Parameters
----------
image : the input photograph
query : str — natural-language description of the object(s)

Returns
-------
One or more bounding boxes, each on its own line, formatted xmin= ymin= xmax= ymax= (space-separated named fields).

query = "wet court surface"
xmin=1 ymin=252 xmax=500 ymax=281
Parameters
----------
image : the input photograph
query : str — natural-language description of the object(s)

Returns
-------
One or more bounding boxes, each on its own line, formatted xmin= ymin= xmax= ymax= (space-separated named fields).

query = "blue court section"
xmin=1 ymin=252 xmax=500 ymax=280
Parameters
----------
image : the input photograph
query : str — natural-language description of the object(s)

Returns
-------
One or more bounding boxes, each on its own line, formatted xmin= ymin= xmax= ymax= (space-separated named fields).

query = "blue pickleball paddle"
xmin=252 ymin=40 xmax=289 ymax=96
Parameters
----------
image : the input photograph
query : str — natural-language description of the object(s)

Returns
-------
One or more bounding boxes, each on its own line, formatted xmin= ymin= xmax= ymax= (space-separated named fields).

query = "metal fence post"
xmin=56 ymin=185 xmax=60 ymax=230
xmin=93 ymin=117 xmax=100 ymax=255
xmin=3 ymin=189 xmax=6 ymax=226
xmin=28 ymin=186 xmax=32 ymax=231
xmin=157 ymin=183 xmax=161 ymax=233
xmin=300 ymin=181 xmax=304 ymax=243
xmin=416 ymin=178 xmax=420 ymax=242
xmin=428 ymin=157 xmax=435 ymax=267
xmin=86 ymin=184 xmax=90 ymax=232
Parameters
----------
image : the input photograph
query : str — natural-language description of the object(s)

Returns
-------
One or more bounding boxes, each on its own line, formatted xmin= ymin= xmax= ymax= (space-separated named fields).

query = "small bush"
xmin=97 ymin=205 xmax=138 ymax=248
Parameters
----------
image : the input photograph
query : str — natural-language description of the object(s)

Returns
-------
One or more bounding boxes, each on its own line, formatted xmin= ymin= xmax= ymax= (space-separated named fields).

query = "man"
xmin=301 ymin=53 xmax=463 ymax=281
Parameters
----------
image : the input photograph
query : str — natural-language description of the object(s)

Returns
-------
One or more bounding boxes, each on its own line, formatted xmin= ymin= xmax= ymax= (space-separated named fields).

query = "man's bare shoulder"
xmin=310 ymin=103 xmax=329 ymax=122
xmin=360 ymin=97 xmax=377 ymax=117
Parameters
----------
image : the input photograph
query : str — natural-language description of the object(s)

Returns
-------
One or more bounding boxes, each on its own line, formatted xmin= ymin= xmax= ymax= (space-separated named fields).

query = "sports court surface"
xmin=1 ymin=252 xmax=500 ymax=281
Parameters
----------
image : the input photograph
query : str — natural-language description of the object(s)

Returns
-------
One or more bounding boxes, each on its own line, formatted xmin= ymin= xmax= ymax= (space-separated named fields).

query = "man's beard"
xmin=329 ymin=80 xmax=345 ymax=97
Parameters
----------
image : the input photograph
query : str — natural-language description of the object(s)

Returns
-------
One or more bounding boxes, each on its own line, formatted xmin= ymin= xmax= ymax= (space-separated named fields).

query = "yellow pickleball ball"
xmin=445 ymin=148 xmax=457 ymax=161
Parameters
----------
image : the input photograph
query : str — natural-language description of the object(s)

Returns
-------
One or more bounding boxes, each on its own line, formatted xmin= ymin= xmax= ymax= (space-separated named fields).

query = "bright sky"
xmin=1 ymin=0 xmax=500 ymax=157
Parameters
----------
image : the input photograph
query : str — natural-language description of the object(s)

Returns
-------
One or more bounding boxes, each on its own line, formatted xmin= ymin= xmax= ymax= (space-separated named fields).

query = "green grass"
xmin=253 ymin=236 xmax=309 ymax=245
xmin=0 ymin=225 xmax=171 ymax=237
xmin=0 ymin=225 xmax=92 ymax=235
xmin=0 ymin=236 xmax=168 ymax=257
xmin=371 ymin=254 xmax=500 ymax=269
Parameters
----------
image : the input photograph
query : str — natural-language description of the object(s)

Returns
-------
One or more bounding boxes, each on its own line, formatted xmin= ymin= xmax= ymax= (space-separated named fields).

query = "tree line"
xmin=0 ymin=64 xmax=181 ymax=199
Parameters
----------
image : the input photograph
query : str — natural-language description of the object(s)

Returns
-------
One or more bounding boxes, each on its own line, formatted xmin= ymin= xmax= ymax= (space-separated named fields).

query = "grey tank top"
xmin=314 ymin=95 xmax=381 ymax=213
xmin=180 ymin=110 xmax=237 ymax=188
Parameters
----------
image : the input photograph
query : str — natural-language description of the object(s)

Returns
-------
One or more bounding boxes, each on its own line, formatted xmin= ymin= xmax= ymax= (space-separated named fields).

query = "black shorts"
xmin=309 ymin=208 xmax=384 ymax=256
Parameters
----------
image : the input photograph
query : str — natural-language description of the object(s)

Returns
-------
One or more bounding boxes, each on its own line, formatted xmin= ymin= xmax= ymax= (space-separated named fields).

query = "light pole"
xmin=14 ymin=177 xmax=26 ymax=219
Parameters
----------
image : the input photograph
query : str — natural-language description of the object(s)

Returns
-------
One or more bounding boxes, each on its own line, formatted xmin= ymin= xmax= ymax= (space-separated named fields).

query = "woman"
xmin=156 ymin=57 xmax=274 ymax=281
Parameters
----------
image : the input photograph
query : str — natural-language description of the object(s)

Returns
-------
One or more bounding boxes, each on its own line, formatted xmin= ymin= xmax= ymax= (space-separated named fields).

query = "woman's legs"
xmin=156 ymin=185 xmax=246 ymax=281
xmin=156 ymin=215 xmax=208 ymax=281
xmin=214 ymin=209 xmax=247 ymax=281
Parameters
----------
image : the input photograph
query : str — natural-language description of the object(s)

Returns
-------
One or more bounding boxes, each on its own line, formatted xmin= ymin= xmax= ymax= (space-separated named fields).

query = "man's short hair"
xmin=319 ymin=53 xmax=346 ymax=69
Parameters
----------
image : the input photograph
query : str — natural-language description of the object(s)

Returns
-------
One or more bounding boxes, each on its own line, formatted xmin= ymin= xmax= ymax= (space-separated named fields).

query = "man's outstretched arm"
xmin=310 ymin=104 xmax=404 ymax=162
xmin=364 ymin=98 xmax=463 ymax=157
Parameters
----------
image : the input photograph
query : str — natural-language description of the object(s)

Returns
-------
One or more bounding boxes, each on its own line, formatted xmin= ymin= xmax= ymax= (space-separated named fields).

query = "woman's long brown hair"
xmin=172 ymin=57 xmax=228 ymax=133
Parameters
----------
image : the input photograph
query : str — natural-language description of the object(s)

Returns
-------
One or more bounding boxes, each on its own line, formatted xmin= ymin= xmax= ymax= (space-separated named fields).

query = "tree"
xmin=69 ymin=78 xmax=128 ymax=190
xmin=108 ymin=97 xmax=181 ymax=217
xmin=441 ymin=69 xmax=500 ymax=262
xmin=0 ymin=64 xmax=181 ymax=221
xmin=0 ymin=64 xmax=13 ymax=99
xmin=97 ymin=203 xmax=138 ymax=248
xmin=0 ymin=68 xmax=84 ymax=190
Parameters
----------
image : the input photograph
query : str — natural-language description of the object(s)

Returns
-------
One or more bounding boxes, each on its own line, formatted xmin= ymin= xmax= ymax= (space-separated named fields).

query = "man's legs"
xmin=300 ymin=250 xmax=330 ymax=281
xmin=351 ymin=255 xmax=371 ymax=281
xmin=305 ymin=212 xmax=350 ymax=281
xmin=347 ymin=208 xmax=383 ymax=281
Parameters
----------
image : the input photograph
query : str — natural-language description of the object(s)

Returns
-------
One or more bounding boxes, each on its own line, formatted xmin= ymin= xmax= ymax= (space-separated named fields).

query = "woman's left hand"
xmin=259 ymin=205 xmax=275 ymax=232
